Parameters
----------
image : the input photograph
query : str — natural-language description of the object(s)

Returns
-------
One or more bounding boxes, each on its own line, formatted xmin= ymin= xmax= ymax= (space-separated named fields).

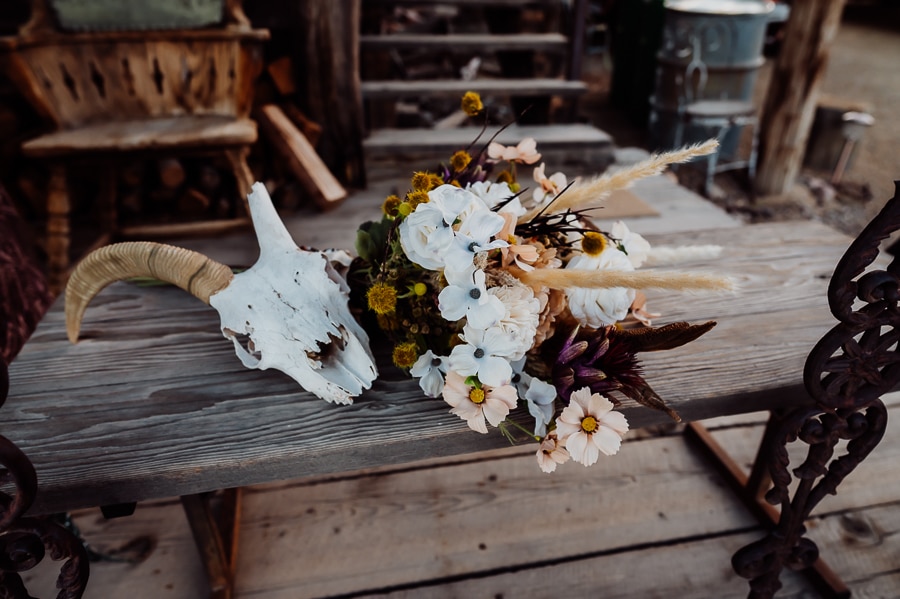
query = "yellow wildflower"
xmin=392 ymin=341 xmax=420 ymax=369
xmin=449 ymin=150 xmax=472 ymax=172
xmin=381 ymin=194 xmax=401 ymax=217
xmin=367 ymin=282 xmax=398 ymax=315
xmin=461 ymin=91 xmax=484 ymax=116
xmin=411 ymin=171 xmax=442 ymax=191
xmin=406 ymin=189 xmax=429 ymax=209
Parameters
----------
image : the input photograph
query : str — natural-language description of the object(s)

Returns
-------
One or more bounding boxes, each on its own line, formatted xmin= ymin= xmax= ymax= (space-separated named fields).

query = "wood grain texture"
xmin=756 ymin=0 xmax=848 ymax=194
xmin=4 ymin=220 xmax=864 ymax=515
xmin=255 ymin=104 xmax=346 ymax=209
xmin=21 ymin=398 xmax=900 ymax=598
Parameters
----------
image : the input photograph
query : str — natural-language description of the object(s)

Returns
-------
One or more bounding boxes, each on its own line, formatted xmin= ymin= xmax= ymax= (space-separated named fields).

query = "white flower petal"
xmin=592 ymin=426 xmax=623 ymax=456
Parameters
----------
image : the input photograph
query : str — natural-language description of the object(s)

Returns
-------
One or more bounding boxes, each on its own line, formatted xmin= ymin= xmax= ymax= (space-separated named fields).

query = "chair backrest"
xmin=0 ymin=0 xmax=268 ymax=130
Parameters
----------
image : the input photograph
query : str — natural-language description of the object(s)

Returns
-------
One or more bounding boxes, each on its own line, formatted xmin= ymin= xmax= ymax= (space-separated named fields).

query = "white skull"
xmin=211 ymin=183 xmax=377 ymax=404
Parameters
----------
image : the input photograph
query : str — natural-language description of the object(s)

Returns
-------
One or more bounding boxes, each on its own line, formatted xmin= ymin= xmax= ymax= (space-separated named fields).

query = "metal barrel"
xmin=649 ymin=0 xmax=775 ymax=150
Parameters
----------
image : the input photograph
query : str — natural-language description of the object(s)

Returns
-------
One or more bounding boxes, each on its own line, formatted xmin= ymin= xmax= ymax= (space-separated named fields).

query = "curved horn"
xmin=65 ymin=241 xmax=234 ymax=343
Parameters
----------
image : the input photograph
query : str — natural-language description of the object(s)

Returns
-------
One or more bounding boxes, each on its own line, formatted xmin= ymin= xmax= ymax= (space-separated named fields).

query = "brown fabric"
xmin=0 ymin=185 xmax=52 ymax=365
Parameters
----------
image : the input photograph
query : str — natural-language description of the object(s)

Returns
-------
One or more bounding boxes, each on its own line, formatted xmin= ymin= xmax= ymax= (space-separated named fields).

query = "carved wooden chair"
xmin=0 ymin=0 xmax=269 ymax=294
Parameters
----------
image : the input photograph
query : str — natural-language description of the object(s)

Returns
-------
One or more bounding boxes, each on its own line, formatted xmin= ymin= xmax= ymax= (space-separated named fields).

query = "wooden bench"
xmin=1 ymin=185 xmax=898 ymax=597
xmin=0 ymin=0 xmax=269 ymax=295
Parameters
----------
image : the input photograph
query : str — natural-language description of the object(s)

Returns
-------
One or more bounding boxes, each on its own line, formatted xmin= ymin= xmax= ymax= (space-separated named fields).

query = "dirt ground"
xmin=581 ymin=3 xmax=900 ymax=238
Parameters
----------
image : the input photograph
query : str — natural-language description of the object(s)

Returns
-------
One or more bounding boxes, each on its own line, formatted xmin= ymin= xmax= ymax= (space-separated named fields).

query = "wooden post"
xmin=292 ymin=0 xmax=366 ymax=188
xmin=755 ymin=0 xmax=848 ymax=195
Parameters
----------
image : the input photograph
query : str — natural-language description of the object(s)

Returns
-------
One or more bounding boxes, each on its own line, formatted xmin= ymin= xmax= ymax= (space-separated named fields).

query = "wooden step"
xmin=365 ymin=0 xmax=564 ymax=5
xmin=361 ymin=78 xmax=587 ymax=99
xmin=364 ymin=123 xmax=614 ymax=169
xmin=360 ymin=32 xmax=569 ymax=52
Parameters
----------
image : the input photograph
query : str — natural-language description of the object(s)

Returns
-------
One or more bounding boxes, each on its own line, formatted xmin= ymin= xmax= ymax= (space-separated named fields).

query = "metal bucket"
xmin=649 ymin=0 xmax=774 ymax=150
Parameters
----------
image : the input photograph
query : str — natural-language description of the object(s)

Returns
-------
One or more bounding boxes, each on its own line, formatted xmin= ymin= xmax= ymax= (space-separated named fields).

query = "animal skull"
xmin=65 ymin=183 xmax=378 ymax=404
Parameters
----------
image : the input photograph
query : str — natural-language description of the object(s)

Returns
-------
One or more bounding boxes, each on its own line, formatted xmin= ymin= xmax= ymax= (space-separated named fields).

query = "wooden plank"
xmin=360 ymin=78 xmax=587 ymax=99
xmin=230 ymin=433 xmax=761 ymax=598
xmin=21 ymin=398 xmax=900 ymax=598
xmin=360 ymin=33 xmax=568 ymax=52
xmin=255 ymin=104 xmax=347 ymax=210
xmin=363 ymin=123 xmax=613 ymax=155
xmin=21 ymin=116 xmax=258 ymax=157
xmin=4 ymin=221 xmax=866 ymax=515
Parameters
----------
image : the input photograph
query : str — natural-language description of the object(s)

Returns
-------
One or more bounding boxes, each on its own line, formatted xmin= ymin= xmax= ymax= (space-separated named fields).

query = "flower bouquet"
xmin=350 ymin=92 xmax=733 ymax=472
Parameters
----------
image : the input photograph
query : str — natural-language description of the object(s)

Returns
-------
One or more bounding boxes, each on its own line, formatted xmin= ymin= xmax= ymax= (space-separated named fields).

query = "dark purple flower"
xmin=551 ymin=325 xmax=681 ymax=421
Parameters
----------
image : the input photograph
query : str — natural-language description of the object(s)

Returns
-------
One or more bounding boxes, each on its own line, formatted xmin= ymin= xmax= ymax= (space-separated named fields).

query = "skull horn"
xmin=65 ymin=242 xmax=234 ymax=343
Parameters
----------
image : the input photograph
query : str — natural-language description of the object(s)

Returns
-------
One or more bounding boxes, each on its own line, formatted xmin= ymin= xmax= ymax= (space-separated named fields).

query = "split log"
xmin=255 ymin=104 xmax=346 ymax=210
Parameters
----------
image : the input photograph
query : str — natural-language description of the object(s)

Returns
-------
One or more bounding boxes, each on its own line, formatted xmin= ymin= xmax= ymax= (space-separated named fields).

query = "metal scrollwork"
xmin=0 ymin=362 xmax=89 ymax=598
xmin=733 ymin=182 xmax=900 ymax=598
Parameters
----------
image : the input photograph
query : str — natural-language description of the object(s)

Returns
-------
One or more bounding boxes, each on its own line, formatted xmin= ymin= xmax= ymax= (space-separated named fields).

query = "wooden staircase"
xmin=359 ymin=0 xmax=615 ymax=170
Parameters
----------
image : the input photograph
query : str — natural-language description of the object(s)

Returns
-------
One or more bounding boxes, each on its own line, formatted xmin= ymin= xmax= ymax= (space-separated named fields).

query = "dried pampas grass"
xmin=516 ymin=268 xmax=735 ymax=293
xmin=520 ymin=139 xmax=719 ymax=222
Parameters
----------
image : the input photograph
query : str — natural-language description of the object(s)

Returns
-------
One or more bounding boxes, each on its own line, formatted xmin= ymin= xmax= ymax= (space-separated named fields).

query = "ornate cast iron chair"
xmin=699 ymin=182 xmax=900 ymax=598
xmin=0 ymin=0 xmax=269 ymax=294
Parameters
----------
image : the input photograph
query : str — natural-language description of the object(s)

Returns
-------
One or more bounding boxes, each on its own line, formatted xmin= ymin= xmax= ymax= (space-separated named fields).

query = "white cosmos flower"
xmin=438 ymin=266 xmax=505 ymax=329
xmin=610 ymin=220 xmax=651 ymax=268
xmin=448 ymin=325 xmax=517 ymax=387
xmin=565 ymin=247 xmax=636 ymax=328
xmin=488 ymin=284 xmax=540 ymax=361
xmin=410 ymin=350 xmax=447 ymax=398
xmin=443 ymin=208 xmax=508 ymax=274
xmin=399 ymin=185 xmax=486 ymax=270
xmin=466 ymin=180 xmax=511 ymax=210
xmin=556 ymin=387 xmax=629 ymax=466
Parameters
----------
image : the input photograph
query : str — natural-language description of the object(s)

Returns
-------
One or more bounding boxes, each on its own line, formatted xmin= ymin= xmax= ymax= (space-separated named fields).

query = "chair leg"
xmin=45 ymin=163 xmax=70 ymax=296
xmin=225 ymin=147 xmax=255 ymax=216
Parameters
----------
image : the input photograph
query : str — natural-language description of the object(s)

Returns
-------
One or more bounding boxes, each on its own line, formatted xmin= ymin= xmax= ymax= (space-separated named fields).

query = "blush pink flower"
xmin=555 ymin=387 xmax=629 ymax=466
xmin=442 ymin=371 xmax=518 ymax=434
xmin=487 ymin=137 xmax=541 ymax=165
xmin=536 ymin=432 xmax=570 ymax=473
xmin=532 ymin=162 xmax=567 ymax=204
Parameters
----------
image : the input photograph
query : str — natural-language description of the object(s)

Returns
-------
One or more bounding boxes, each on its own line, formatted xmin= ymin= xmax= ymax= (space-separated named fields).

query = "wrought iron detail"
xmin=733 ymin=182 xmax=900 ymax=597
xmin=0 ymin=362 xmax=89 ymax=598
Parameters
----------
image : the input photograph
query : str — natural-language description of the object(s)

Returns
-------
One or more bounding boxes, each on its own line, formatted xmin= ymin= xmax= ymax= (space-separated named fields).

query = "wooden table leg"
xmin=181 ymin=488 xmax=243 ymax=599
xmin=45 ymin=163 xmax=70 ymax=295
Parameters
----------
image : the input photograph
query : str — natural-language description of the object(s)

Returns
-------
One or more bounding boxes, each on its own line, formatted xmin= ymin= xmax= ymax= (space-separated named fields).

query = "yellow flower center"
xmin=413 ymin=282 xmax=427 ymax=296
xmin=581 ymin=232 xmax=608 ymax=257
xmin=461 ymin=91 xmax=484 ymax=117
xmin=469 ymin=388 xmax=486 ymax=404
xmin=581 ymin=416 xmax=599 ymax=433
xmin=397 ymin=202 xmax=412 ymax=217
xmin=392 ymin=341 xmax=419 ymax=369
xmin=367 ymin=283 xmax=397 ymax=315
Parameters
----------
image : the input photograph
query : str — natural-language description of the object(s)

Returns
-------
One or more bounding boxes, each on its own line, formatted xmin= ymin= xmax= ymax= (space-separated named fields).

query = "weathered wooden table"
xmin=2 ymin=199 xmax=898 ymax=598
